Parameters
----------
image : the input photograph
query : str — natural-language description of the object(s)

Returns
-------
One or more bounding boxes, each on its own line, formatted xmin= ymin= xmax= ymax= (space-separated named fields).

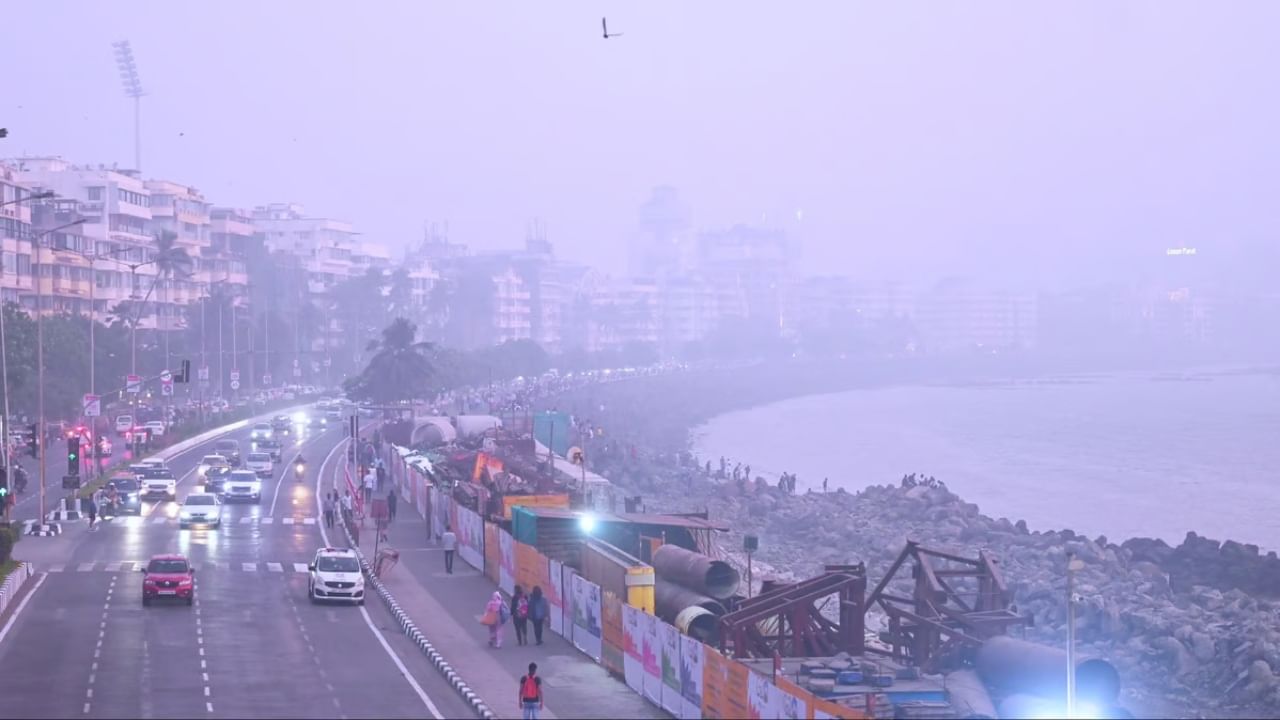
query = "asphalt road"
xmin=0 ymin=415 xmax=474 ymax=720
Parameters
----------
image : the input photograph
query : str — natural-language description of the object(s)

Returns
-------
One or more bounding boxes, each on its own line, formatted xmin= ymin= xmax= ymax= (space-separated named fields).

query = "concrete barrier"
xmin=0 ymin=562 xmax=35 ymax=618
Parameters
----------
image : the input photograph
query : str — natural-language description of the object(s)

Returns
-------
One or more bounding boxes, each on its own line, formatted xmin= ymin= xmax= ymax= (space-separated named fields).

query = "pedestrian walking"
xmin=376 ymin=463 xmax=386 ymax=492
xmin=442 ymin=524 xmax=457 ymax=574
xmin=823 ymin=477 xmax=828 ymax=494
xmin=363 ymin=466 xmax=376 ymax=504
xmin=519 ymin=662 xmax=544 ymax=719
xmin=323 ymin=493 xmax=335 ymax=529
xmin=481 ymin=591 xmax=507 ymax=648
xmin=529 ymin=586 xmax=547 ymax=645
xmin=87 ymin=493 xmax=99 ymax=530
xmin=342 ymin=490 xmax=354 ymax=525
xmin=386 ymin=488 xmax=397 ymax=522
xmin=511 ymin=585 xmax=529 ymax=646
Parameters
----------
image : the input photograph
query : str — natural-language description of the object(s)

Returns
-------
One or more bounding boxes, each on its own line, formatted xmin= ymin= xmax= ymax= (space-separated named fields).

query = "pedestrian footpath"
xmin=347 ymin=493 xmax=665 ymax=720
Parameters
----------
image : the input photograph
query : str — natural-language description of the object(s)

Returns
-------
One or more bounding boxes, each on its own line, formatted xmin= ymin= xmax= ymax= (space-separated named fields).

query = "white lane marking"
xmin=356 ymin=606 xmax=445 ymax=719
xmin=78 ymin=563 xmax=95 ymax=572
xmin=267 ymin=562 xmax=283 ymax=572
xmin=203 ymin=672 xmax=209 ymax=682
xmin=152 ymin=516 xmax=167 ymax=524
xmin=198 ymin=647 xmax=204 ymax=656
xmin=282 ymin=517 xmax=294 ymax=525
xmin=86 ymin=688 xmax=93 ymax=698
xmin=262 ymin=517 xmax=274 ymax=525
xmin=89 ymin=673 xmax=95 ymax=684
xmin=204 ymin=686 xmax=210 ymax=697
xmin=241 ymin=563 xmax=257 ymax=572
xmin=314 ymin=439 xmax=349 ymax=547
xmin=48 ymin=564 xmax=64 ymax=573
xmin=83 ymin=703 xmax=90 ymax=714
xmin=206 ymin=702 xmax=213 ymax=713
xmin=201 ymin=659 xmax=206 ymax=669
xmin=303 ymin=517 xmax=316 ymax=525
xmin=93 ymin=649 xmax=100 ymax=658
xmin=293 ymin=563 xmax=309 ymax=573
xmin=91 ymin=662 xmax=98 ymax=672
xmin=240 ymin=517 xmax=252 ymax=524
xmin=105 ymin=562 xmax=120 ymax=572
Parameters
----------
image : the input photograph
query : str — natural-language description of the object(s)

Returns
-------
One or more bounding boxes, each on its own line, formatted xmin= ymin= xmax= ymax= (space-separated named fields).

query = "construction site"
xmin=377 ymin=409 xmax=1133 ymax=719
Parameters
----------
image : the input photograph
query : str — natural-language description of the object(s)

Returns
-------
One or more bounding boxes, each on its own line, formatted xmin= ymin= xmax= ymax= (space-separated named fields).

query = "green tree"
xmin=142 ymin=230 xmax=194 ymax=370
xmin=342 ymin=318 xmax=436 ymax=404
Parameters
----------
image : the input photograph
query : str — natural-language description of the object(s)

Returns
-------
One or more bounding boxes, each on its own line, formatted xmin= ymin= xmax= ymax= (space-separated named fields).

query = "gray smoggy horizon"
xmin=4 ymin=1 xmax=1278 ymax=291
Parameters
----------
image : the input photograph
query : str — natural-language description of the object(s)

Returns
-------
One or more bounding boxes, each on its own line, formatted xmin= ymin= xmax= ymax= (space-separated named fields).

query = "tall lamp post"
xmin=1066 ymin=552 xmax=1085 ymax=718
xmin=112 ymin=40 xmax=146 ymax=172
xmin=34 ymin=218 xmax=88 ymax=523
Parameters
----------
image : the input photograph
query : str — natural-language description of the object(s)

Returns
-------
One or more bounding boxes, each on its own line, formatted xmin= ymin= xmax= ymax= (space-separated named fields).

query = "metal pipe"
xmin=654 ymin=577 xmax=725 ymax=623
xmin=944 ymin=670 xmax=997 ymax=719
xmin=976 ymin=636 xmax=1121 ymax=707
xmin=652 ymin=544 xmax=740 ymax=599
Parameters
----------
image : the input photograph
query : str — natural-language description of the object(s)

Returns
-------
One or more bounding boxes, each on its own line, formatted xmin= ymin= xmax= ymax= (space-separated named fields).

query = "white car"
xmin=249 ymin=422 xmax=273 ymax=440
xmin=137 ymin=457 xmax=167 ymax=471
xmin=115 ymin=415 xmax=134 ymax=434
xmin=223 ymin=470 xmax=261 ymax=503
xmin=245 ymin=452 xmax=273 ymax=478
xmin=144 ymin=420 xmax=166 ymax=438
xmin=179 ymin=493 xmax=222 ymax=528
xmin=139 ymin=469 xmax=177 ymax=501
xmin=308 ymin=548 xmax=365 ymax=605
xmin=197 ymin=454 xmax=230 ymax=482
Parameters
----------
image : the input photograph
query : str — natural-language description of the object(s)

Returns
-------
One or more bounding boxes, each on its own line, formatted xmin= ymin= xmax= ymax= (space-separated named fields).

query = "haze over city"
xmin=5 ymin=1 xmax=1280 ymax=289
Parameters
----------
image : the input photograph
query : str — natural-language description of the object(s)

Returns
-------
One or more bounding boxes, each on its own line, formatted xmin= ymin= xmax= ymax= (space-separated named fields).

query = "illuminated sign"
xmin=1166 ymin=247 xmax=1197 ymax=256
xmin=502 ymin=493 xmax=571 ymax=520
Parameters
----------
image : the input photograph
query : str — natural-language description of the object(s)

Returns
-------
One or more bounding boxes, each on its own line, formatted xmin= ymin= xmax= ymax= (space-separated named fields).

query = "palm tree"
xmin=137 ymin=230 xmax=194 ymax=373
xmin=343 ymin=318 xmax=435 ymax=404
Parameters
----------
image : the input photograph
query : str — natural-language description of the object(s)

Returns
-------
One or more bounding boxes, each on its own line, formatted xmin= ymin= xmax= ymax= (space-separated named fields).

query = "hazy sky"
xmin=3 ymin=2 xmax=1278 ymax=289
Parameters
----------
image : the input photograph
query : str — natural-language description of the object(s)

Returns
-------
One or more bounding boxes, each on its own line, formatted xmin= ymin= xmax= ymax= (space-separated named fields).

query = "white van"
xmin=115 ymin=415 xmax=134 ymax=434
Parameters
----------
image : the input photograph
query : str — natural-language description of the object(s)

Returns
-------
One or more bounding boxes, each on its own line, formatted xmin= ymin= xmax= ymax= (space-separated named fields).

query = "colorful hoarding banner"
xmin=548 ymin=559 xmax=566 ymax=637
xmin=622 ymin=604 xmax=645 ymax=694
xmin=499 ymin=529 xmax=516 ymax=595
xmin=454 ymin=503 xmax=484 ymax=571
xmin=642 ymin=610 xmax=662 ymax=706
xmin=501 ymin=493 xmax=570 ymax=519
xmin=659 ymin=619 xmax=682 ymax=715
xmin=679 ymin=634 xmax=705 ymax=720
xmin=571 ymin=573 xmax=602 ymax=662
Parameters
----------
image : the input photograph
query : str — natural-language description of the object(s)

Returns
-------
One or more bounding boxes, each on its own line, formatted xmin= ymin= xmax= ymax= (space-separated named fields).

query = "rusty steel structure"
xmin=866 ymin=541 xmax=1025 ymax=671
xmin=718 ymin=564 xmax=866 ymax=659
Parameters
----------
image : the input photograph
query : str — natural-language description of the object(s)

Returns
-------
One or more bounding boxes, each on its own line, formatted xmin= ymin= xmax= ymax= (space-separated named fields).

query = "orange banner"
xmin=484 ymin=522 xmax=501 ymax=584
xmin=702 ymin=646 xmax=750 ymax=719
xmin=515 ymin=542 xmax=548 ymax=595
xmin=501 ymin=493 xmax=571 ymax=520
xmin=776 ymin=676 xmax=816 ymax=719
xmin=473 ymin=452 xmax=504 ymax=482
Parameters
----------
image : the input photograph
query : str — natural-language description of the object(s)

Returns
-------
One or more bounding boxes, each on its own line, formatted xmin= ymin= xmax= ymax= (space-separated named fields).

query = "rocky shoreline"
xmin=542 ymin=363 xmax=1280 ymax=719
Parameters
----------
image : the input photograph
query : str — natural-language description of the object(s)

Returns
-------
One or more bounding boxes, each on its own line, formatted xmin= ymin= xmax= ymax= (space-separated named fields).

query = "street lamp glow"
xmin=579 ymin=513 xmax=597 ymax=534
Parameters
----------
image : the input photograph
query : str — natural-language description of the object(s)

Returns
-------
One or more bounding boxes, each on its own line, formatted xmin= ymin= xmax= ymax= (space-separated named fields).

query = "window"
xmin=316 ymin=556 xmax=359 ymax=573
xmin=16 ymin=254 xmax=31 ymax=275
xmin=147 ymin=559 xmax=189 ymax=574
xmin=87 ymin=187 xmax=104 ymax=201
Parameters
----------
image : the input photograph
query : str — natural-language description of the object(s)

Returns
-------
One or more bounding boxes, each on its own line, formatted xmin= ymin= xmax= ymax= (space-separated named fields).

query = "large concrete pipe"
xmin=944 ymin=670 xmax=997 ymax=719
xmin=652 ymin=544 xmax=740 ymax=599
xmin=674 ymin=606 xmax=720 ymax=644
xmin=976 ymin=636 xmax=1122 ymax=707
xmin=654 ymin=577 xmax=726 ymax=624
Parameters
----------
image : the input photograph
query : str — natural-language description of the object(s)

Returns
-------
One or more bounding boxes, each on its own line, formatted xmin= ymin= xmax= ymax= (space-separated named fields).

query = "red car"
xmin=141 ymin=554 xmax=196 ymax=606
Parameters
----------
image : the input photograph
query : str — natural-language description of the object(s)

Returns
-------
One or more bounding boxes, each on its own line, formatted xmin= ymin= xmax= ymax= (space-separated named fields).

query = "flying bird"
xmin=602 ymin=17 xmax=623 ymax=39
xmin=0 ymin=128 xmax=7 ymax=139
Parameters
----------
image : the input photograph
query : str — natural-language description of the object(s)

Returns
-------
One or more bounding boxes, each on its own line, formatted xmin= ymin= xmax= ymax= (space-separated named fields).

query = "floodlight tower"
xmin=112 ymin=40 xmax=146 ymax=171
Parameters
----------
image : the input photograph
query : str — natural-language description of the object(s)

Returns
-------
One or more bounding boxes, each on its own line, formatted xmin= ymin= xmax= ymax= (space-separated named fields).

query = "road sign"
xmin=160 ymin=370 xmax=173 ymax=383
xmin=83 ymin=394 xmax=101 ymax=417
xmin=230 ymin=370 xmax=240 ymax=382
xmin=230 ymin=380 xmax=240 ymax=390
xmin=161 ymin=382 xmax=173 ymax=397
xmin=293 ymin=367 xmax=302 ymax=377
xmin=293 ymin=358 xmax=300 ymax=368
xmin=126 ymin=374 xmax=141 ymax=394
xmin=197 ymin=365 xmax=210 ymax=381
xmin=263 ymin=374 xmax=272 ymax=385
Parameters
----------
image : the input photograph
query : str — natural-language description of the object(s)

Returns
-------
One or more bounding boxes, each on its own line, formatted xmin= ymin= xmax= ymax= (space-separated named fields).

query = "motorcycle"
xmin=294 ymin=460 xmax=306 ymax=481
xmin=14 ymin=468 xmax=28 ymax=494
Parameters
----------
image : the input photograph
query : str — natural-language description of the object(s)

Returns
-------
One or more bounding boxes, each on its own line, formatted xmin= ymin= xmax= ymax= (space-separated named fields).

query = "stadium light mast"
xmin=112 ymin=40 xmax=146 ymax=171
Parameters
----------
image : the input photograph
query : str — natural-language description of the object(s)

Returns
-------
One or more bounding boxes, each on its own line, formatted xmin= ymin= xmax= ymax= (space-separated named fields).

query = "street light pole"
xmin=1066 ymin=552 xmax=1084 ymax=718
xmin=35 ymin=218 xmax=88 ymax=523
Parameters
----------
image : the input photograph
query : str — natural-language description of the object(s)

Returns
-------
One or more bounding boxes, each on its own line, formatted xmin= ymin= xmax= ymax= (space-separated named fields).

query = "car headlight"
xmin=180 ymin=510 xmax=192 ymax=519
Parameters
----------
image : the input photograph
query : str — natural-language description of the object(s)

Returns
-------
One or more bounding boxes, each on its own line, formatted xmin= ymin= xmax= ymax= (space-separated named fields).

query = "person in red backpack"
xmin=518 ymin=662 xmax=543 ymax=719
xmin=511 ymin=585 xmax=530 ymax=646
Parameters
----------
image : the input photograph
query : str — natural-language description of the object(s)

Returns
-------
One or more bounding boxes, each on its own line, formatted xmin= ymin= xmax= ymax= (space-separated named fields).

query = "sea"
xmin=692 ymin=367 xmax=1280 ymax=550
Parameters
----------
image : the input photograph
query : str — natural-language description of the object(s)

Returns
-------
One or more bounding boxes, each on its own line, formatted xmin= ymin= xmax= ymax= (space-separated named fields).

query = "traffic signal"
xmin=67 ymin=435 xmax=81 ymax=476
xmin=176 ymin=359 xmax=191 ymax=383
xmin=26 ymin=423 xmax=38 ymax=457
xmin=0 ymin=466 xmax=8 ymax=499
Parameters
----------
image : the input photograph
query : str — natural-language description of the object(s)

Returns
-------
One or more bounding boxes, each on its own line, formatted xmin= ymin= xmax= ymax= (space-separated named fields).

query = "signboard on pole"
xmin=263 ymin=374 xmax=272 ymax=386
xmin=160 ymin=370 xmax=174 ymax=397
xmin=230 ymin=380 xmax=240 ymax=390
xmin=197 ymin=365 xmax=210 ymax=381
xmin=293 ymin=367 xmax=302 ymax=377
xmin=82 ymin=394 xmax=101 ymax=417
xmin=160 ymin=370 xmax=172 ymax=383
xmin=230 ymin=370 xmax=240 ymax=382
xmin=126 ymin=374 xmax=141 ymax=394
